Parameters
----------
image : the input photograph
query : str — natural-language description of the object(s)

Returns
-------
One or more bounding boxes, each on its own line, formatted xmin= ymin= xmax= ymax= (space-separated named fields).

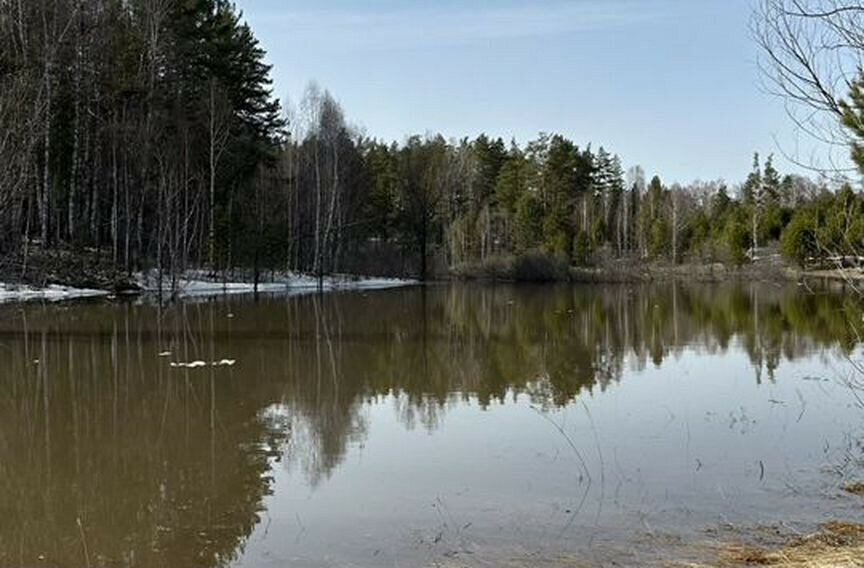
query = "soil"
xmin=682 ymin=521 xmax=864 ymax=568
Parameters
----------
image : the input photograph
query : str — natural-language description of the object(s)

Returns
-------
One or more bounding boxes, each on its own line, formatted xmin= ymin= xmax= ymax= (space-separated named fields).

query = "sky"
xmin=235 ymin=0 xmax=824 ymax=184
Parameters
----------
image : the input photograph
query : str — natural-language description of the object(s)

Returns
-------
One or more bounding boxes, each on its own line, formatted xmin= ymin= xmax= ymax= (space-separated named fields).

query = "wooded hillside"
xmin=1 ymin=0 xmax=862 ymax=284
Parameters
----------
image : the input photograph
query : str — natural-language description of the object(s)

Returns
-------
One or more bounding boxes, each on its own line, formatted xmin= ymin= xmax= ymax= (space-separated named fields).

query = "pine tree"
xmin=514 ymin=191 xmax=543 ymax=253
xmin=840 ymin=72 xmax=864 ymax=175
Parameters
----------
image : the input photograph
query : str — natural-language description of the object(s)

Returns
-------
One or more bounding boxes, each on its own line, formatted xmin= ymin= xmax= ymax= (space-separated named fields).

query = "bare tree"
xmin=319 ymin=93 xmax=345 ymax=276
xmin=299 ymin=84 xmax=324 ymax=278
xmin=752 ymin=0 xmax=863 ymax=173
xmin=208 ymin=79 xmax=232 ymax=272
xmin=668 ymin=184 xmax=692 ymax=264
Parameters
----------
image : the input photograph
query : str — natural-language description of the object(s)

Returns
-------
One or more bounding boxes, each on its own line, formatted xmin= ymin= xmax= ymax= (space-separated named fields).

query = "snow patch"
xmin=170 ymin=360 xmax=207 ymax=369
xmin=136 ymin=270 xmax=416 ymax=298
xmin=0 ymin=283 xmax=110 ymax=304
xmin=0 ymin=271 xmax=416 ymax=305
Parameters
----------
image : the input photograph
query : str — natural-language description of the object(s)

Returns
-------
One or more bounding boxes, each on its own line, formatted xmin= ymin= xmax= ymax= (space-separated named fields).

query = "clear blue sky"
xmin=236 ymin=0 xmax=818 ymax=184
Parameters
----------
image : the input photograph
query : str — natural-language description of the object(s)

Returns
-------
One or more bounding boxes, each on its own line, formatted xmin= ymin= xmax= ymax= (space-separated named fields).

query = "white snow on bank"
xmin=0 ymin=273 xmax=416 ymax=305
xmin=0 ymin=283 xmax=110 ymax=304
xmin=136 ymin=271 xmax=416 ymax=298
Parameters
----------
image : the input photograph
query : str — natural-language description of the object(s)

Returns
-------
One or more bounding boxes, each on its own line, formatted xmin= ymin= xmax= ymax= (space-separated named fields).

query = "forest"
xmin=1 ymin=0 xmax=863 ymax=285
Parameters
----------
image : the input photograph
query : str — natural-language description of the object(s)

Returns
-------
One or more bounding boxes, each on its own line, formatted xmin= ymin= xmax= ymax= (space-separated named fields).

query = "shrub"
xmin=451 ymin=255 xmax=514 ymax=280
xmin=780 ymin=208 xmax=819 ymax=268
xmin=724 ymin=217 xmax=751 ymax=266
xmin=512 ymin=250 xmax=569 ymax=282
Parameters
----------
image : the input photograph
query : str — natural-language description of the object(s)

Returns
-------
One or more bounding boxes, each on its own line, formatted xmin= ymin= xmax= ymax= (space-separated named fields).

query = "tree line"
xmin=277 ymin=100 xmax=859 ymax=278
xmin=0 ymin=0 xmax=283 ymax=282
xmin=2 ymin=0 xmax=863 ymax=285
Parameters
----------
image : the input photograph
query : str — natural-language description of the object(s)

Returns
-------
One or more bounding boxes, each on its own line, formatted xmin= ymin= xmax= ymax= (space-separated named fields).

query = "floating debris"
xmin=802 ymin=375 xmax=829 ymax=382
xmin=170 ymin=361 xmax=207 ymax=369
xmin=158 ymin=351 xmax=171 ymax=357
xmin=169 ymin=359 xmax=235 ymax=369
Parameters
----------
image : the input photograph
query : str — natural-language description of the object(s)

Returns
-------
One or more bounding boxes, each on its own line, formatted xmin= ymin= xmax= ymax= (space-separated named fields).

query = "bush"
xmin=451 ymin=255 xmax=514 ymax=280
xmin=511 ymin=250 xmax=569 ymax=282
xmin=450 ymin=251 xmax=569 ymax=282
xmin=724 ymin=217 xmax=751 ymax=266
xmin=780 ymin=208 xmax=818 ymax=267
xmin=573 ymin=231 xmax=592 ymax=266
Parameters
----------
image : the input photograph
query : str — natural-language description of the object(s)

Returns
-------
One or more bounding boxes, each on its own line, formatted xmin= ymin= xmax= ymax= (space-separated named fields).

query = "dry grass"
xmin=843 ymin=481 xmax=864 ymax=496
xmin=426 ymin=521 xmax=864 ymax=568
xmin=685 ymin=521 xmax=864 ymax=568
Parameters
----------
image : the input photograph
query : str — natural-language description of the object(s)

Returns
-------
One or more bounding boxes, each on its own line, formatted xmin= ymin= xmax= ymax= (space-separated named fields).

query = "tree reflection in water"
xmin=0 ymin=282 xmax=857 ymax=567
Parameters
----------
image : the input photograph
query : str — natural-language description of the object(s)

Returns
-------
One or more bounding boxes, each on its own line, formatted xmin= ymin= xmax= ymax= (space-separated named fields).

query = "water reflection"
xmin=0 ymin=282 xmax=858 ymax=567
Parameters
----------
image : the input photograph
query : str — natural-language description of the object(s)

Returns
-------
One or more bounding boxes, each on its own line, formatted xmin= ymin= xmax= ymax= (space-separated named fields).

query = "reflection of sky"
xmin=2 ymin=284 xmax=861 ymax=567
xmin=238 ymin=347 xmax=861 ymax=568
xmin=235 ymin=0 xmax=840 ymax=183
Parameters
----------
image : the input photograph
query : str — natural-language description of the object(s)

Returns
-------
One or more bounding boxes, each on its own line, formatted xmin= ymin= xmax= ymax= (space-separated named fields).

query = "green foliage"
xmin=0 ymin=0 xmax=286 ymax=270
xmin=514 ymin=192 xmax=544 ymax=253
xmin=711 ymin=186 xmax=731 ymax=218
xmin=741 ymin=153 xmax=762 ymax=207
xmin=573 ymin=231 xmax=592 ymax=266
xmin=638 ymin=176 xmax=668 ymax=259
xmin=395 ymin=135 xmax=448 ymax=277
xmin=0 ymin=0 xmax=841 ymax=280
xmin=840 ymin=72 xmax=864 ymax=175
xmin=363 ymin=141 xmax=399 ymax=238
xmin=772 ymin=184 xmax=864 ymax=267
xmin=817 ymin=184 xmax=864 ymax=255
xmin=537 ymin=135 xmax=587 ymax=258
xmin=473 ymin=134 xmax=507 ymax=205
xmin=781 ymin=207 xmax=819 ymax=267
xmin=723 ymin=212 xmax=751 ymax=266
xmin=648 ymin=217 xmax=670 ymax=259
xmin=512 ymin=251 xmax=569 ymax=282
xmin=761 ymin=202 xmax=785 ymax=242
xmin=687 ymin=208 xmax=711 ymax=257
xmin=542 ymin=206 xmax=572 ymax=257
xmin=495 ymin=152 xmax=528 ymax=217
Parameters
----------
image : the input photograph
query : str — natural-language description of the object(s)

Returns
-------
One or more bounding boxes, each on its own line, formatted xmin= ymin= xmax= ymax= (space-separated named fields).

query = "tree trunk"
xmin=68 ymin=10 xmax=81 ymax=244
xmin=40 ymin=53 xmax=51 ymax=247
xmin=313 ymin=138 xmax=322 ymax=280
xmin=208 ymin=82 xmax=217 ymax=272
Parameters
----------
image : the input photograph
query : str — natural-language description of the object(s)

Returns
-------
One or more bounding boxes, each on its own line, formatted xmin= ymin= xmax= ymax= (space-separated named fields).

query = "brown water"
xmin=0 ymin=283 xmax=862 ymax=567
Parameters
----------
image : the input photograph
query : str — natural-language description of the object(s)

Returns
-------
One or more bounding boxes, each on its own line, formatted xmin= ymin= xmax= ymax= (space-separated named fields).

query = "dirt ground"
xmin=678 ymin=521 xmax=864 ymax=568
xmin=424 ymin=521 xmax=864 ymax=568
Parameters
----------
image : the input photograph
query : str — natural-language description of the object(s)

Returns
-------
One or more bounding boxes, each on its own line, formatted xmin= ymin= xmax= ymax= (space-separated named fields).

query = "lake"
xmin=0 ymin=282 xmax=861 ymax=567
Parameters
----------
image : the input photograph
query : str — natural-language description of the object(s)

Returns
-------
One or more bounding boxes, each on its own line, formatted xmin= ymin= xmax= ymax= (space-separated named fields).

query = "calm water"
xmin=0 ymin=283 xmax=862 ymax=567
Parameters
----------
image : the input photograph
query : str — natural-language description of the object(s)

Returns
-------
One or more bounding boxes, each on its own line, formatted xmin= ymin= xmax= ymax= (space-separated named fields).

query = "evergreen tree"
xmin=781 ymin=206 xmax=819 ymax=267
xmin=514 ymin=191 xmax=544 ymax=253
xmin=638 ymin=176 xmax=667 ymax=259
xmin=540 ymin=135 xmax=581 ymax=257
xmin=0 ymin=0 xmax=837 ymax=283
xmin=840 ymin=71 xmax=864 ymax=175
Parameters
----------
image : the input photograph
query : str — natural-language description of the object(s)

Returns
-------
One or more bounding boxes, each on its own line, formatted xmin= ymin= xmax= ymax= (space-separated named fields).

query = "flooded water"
xmin=0 ymin=283 xmax=862 ymax=567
